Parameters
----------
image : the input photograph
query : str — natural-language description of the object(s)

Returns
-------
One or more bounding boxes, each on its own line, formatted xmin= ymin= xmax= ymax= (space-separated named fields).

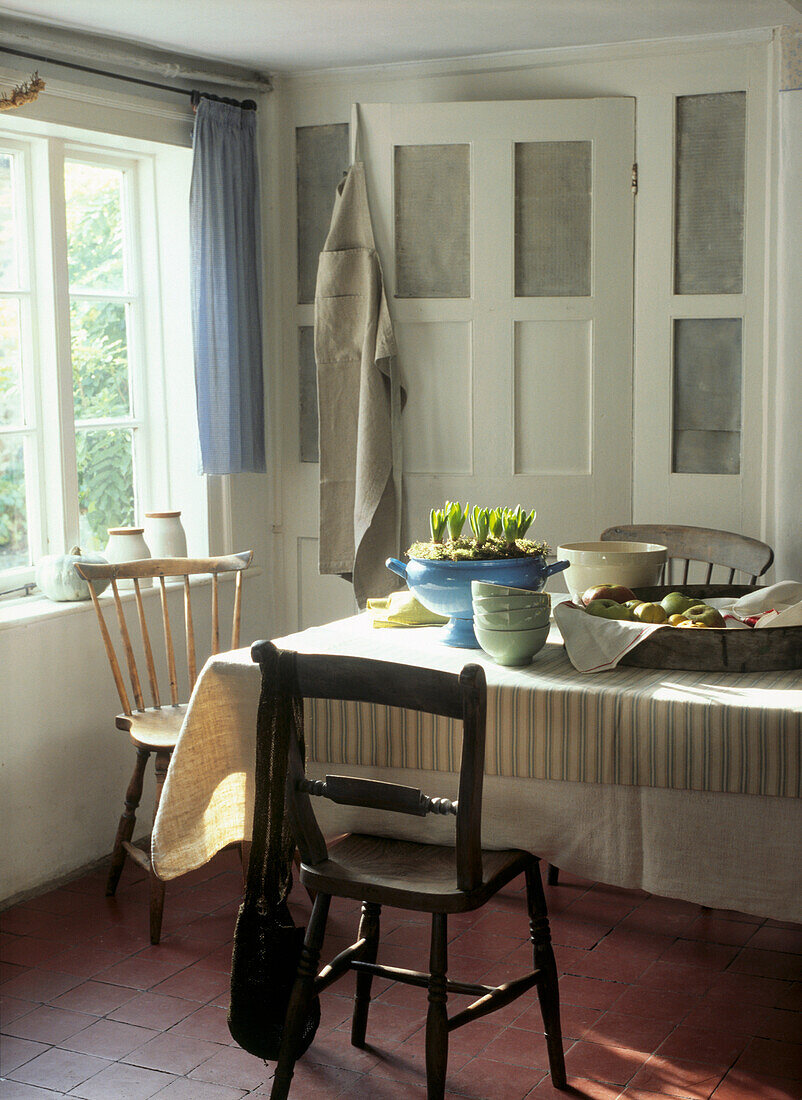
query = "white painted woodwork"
xmin=358 ymin=99 xmax=635 ymax=567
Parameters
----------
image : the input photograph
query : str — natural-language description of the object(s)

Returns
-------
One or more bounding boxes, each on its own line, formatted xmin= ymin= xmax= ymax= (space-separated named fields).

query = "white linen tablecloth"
xmin=152 ymin=616 xmax=802 ymax=921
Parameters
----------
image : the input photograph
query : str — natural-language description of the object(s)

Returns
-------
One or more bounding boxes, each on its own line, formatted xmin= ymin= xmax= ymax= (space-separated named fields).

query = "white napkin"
xmin=732 ymin=581 xmax=802 ymax=628
xmin=553 ymin=601 xmax=668 ymax=673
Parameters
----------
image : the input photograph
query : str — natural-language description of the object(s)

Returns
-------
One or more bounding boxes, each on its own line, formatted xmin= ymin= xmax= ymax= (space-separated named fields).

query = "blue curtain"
xmin=190 ymin=99 xmax=266 ymax=474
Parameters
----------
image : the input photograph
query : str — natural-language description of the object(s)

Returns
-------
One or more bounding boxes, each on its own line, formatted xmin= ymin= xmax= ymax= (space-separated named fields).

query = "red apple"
xmin=582 ymin=584 xmax=636 ymax=606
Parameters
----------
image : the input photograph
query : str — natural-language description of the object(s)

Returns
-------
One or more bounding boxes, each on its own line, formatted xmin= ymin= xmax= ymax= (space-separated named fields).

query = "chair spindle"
xmin=184 ymin=576 xmax=197 ymax=687
xmin=231 ymin=569 xmax=243 ymax=650
xmin=159 ymin=576 xmax=179 ymax=705
xmin=212 ymin=572 xmax=220 ymax=654
xmin=111 ymin=579 xmax=145 ymax=712
xmin=133 ymin=578 xmax=161 ymax=709
xmin=87 ymin=582 xmax=132 ymax=715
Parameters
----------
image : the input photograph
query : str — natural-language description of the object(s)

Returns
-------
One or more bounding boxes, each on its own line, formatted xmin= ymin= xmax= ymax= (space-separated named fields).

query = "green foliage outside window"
xmin=67 ymin=164 xmax=136 ymax=550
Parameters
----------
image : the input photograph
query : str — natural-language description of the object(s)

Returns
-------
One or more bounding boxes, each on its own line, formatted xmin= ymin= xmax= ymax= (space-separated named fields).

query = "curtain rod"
xmin=0 ymin=45 xmax=258 ymax=109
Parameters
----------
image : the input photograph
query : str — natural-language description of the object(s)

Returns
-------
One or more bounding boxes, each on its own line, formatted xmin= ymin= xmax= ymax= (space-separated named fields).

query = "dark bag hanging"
xmin=228 ymin=645 xmax=320 ymax=1059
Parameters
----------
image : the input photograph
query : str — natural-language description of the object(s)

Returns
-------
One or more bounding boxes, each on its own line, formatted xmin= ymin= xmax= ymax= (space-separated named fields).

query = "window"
xmin=0 ymin=127 xmax=194 ymax=594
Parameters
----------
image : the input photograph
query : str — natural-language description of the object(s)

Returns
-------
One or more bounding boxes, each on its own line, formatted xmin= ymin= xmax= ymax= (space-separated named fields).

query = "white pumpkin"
xmin=35 ymin=546 xmax=110 ymax=602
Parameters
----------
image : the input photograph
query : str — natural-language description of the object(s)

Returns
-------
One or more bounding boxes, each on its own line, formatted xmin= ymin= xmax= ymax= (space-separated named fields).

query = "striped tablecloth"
xmin=152 ymin=614 xmax=802 ymax=919
xmin=298 ymin=617 xmax=801 ymax=799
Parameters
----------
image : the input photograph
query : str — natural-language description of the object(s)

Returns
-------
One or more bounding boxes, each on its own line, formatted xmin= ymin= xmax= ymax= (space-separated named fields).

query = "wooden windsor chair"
xmin=600 ymin=524 xmax=774 ymax=586
xmin=77 ymin=551 xmax=253 ymax=944
xmin=253 ymin=642 xmax=567 ymax=1099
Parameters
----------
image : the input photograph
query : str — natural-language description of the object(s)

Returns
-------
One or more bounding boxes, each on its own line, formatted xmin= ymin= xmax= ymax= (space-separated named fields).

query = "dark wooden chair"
xmin=77 ymin=551 xmax=252 ymax=944
xmin=600 ymin=524 xmax=774 ymax=586
xmin=254 ymin=642 xmax=567 ymax=1099
xmin=546 ymin=523 xmax=774 ymax=888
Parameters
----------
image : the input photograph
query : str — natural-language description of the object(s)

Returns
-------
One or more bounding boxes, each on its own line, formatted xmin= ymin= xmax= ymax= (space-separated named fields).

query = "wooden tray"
xmin=619 ymin=584 xmax=802 ymax=672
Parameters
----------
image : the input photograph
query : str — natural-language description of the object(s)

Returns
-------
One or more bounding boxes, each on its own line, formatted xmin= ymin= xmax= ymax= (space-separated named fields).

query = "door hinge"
xmin=631 ymin=162 xmax=638 ymax=194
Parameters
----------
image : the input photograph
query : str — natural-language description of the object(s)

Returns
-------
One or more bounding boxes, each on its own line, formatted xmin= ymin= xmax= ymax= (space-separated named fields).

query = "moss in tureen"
xmin=408 ymin=503 xmax=549 ymax=562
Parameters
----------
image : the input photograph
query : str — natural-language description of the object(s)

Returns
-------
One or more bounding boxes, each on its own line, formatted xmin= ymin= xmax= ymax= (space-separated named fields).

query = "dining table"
xmin=151 ymin=613 xmax=802 ymax=923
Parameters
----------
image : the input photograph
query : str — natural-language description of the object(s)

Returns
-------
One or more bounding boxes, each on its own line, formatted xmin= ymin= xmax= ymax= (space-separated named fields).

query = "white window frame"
xmin=0 ymin=129 xmax=171 ymax=594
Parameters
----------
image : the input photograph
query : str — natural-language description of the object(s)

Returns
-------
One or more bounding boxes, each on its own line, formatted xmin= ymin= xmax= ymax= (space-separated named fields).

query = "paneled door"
xmin=358 ymin=99 xmax=635 ymax=567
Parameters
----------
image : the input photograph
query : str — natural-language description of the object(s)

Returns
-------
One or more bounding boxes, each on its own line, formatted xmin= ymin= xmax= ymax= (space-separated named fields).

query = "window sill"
xmin=0 ymin=567 xmax=262 ymax=633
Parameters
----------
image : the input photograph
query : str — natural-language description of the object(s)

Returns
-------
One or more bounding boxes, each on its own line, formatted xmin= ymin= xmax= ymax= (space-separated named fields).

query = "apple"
xmin=585 ymin=599 xmax=635 ymax=621
xmin=582 ymin=584 xmax=636 ymax=606
xmin=633 ymin=601 xmax=668 ymax=624
xmin=684 ymin=604 xmax=725 ymax=628
xmin=660 ymin=591 xmax=698 ymax=616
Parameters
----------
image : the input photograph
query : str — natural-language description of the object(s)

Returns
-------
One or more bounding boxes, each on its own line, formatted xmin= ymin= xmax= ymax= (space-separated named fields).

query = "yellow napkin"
xmin=367 ymin=591 xmax=448 ymax=628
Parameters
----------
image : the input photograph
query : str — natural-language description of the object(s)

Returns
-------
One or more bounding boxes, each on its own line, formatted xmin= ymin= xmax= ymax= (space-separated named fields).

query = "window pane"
xmin=515 ymin=141 xmax=592 ymax=297
xmin=0 ymin=152 xmax=19 ymax=290
xmin=65 ymin=161 xmax=125 ymax=293
xmin=0 ymin=436 xmax=28 ymax=568
xmin=70 ymin=298 xmax=131 ymax=419
xmin=394 ymin=144 xmax=471 ymax=298
xmin=76 ymin=427 xmax=135 ymax=550
xmin=0 ymin=298 xmax=23 ymax=426
xmin=673 ymin=318 xmax=742 ymax=474
xmin=296 ymin=123 xmax=350 ymax=304
xmin=675 ymin=92 xmax=745 ymax=295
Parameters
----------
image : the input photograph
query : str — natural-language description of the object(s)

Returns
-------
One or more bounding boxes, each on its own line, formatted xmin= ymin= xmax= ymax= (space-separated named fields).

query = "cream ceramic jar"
xmin=104 ymin=527 xmax=152 ymax=589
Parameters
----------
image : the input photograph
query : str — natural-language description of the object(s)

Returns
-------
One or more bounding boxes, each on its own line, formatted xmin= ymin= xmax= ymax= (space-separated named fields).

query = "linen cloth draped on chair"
xmin=190 ymin=98 xmax=265 ymax=474
xmin=315 ymin=161 xmax=405 ymax=608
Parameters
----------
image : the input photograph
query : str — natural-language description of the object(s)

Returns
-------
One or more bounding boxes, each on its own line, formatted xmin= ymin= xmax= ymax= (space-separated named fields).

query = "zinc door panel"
xmin=359 ymin=100 xmax=635 ymax=563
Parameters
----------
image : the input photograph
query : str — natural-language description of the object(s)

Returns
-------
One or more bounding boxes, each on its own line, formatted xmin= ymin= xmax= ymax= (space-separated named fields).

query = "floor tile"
xmin=0 ymin=994 xmax=39 ymax=1026
xmin=447 ymin=1053 xmax=551 ymax=1099
xmin=151 ymin=1078 xmax=249 ymax=1099
xmin=150 ymin=963 xmax=231 ymax=1003
xmin=0 ymin=1034 xmax=50 ymax=1074
xmin=626 ymin=1054 xmax=725 ymax=1099
xmin=0 ymin=1082 xmax=67 ymax=1098
xmin=733 ymin=1037 xmax=802 ymax=1081
xmin=728 ymin=949 xmax=802 ymax=982
xmin=7 ymin=1046 xmax=111 ymax=1092
xmin=170 ymin=1004 xmax=234 ymax=1044
xmin=67 ymin=1060 xmax=175 ymax=1099
xmin=48 ymin=980 xmax=137 ymax=1016
xmin=122 ymin=1032 xmax=223 ymax=1075
xmin=584 ymin=1010 xmax=675 ymax=1054
xmin=107 ymin=991 xmax=197 ymax=1029
xmin=565 ymin=1039 xmax=647 ymax=1085
xmin=710 ymin=1066 xmax=802 ymax=1099
xmin=0 ymin=968 xmax=82 ymax=1004
xmin=187 ymin=1043 xmax=273 ymax=1090
xmin=60 ymin=1017 xmax=159 ymax=1059
xmin=2 ymin=1005 xmax=95 ymax=1045
xmin=655 ymin=1025 xmax=748 ymax=1070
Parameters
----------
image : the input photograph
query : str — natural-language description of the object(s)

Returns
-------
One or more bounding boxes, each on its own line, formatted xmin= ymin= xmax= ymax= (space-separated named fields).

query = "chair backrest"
xmin=255 ymin=642 xmax=488 ymax=893
xmin=600 ymin=525 xmax=773 ymax=586
xmin=77 ymin=551 xmax=253 ymax=716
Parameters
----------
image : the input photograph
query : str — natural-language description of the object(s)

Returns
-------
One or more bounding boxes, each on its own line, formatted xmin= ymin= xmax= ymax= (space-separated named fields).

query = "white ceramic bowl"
xmin=557 ymin=541 xmax=668 ymax=602
xmin=471 ymin=580 xmax=550 ymax=601
xmin=474 ymin=623 xmax=550 ymax=666
xmin=472 ymin=593 xmax=547 ymax=612
xmin=474 ymin=604 xmax=551 ymax=630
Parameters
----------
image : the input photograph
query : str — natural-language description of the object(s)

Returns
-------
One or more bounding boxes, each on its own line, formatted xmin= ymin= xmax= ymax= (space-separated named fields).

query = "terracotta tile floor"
xmin=1 ymin=850 xmax=800 ymax=1098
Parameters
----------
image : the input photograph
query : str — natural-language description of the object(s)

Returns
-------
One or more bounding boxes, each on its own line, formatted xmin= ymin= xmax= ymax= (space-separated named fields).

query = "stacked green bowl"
xmin=471 ymin=581 xmax=551 ymax=666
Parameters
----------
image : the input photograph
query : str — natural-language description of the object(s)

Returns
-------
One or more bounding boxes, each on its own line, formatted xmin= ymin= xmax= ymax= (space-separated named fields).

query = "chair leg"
xmin=425 ymin=912 xmax=449 ymax=1100
xmin=271 ymin=892 xmax=331 ymax=1100
xmin=526 ymin=864 xmax=566 ymax=1090
xmin=149 ymin=750 xmax=171 ymax=946
xmin=547 ymin=863 xmax=560 ymax=886
xmin=351 ymin=901 xmax=381 ymax=1047
xmin=106 ymin=747 xmax=149 ymax=898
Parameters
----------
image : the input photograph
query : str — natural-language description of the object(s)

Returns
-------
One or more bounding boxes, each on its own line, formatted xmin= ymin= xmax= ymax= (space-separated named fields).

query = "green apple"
xmin=660 ymin=591 xmax=698 ymax=616
xmin=585 ymin=599 xmax=635 ymax=621
xmin=684 ymin=604 xmax=725 ymax=628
